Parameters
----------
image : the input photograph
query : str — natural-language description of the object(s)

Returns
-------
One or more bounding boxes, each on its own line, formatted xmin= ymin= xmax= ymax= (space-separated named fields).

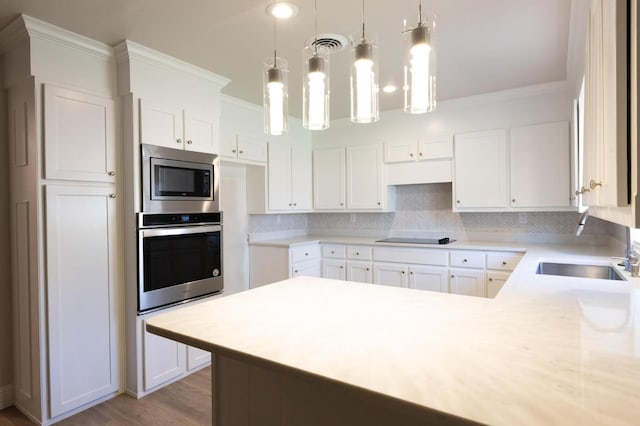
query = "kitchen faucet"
xmin=575 ymin=208 xmax=589 ymax=236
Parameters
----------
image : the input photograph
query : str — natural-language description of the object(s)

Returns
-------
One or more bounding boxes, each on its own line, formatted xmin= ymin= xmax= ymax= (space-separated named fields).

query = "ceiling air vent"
xmin=306 ymin=33 xmax=348 ymax=54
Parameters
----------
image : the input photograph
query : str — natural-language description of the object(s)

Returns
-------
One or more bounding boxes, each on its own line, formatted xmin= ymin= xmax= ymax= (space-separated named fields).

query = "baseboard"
xmin=0 ymin=383 xmax=13 ymax=409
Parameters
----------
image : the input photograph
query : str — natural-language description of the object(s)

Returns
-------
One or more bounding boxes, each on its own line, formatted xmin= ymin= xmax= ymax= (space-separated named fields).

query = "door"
xmin=144 ymin=322 xmax=186 ymax=391
xmin=454 ymin=130 xmax=508 ymax=209
xmin=409 ymin=265 xmax=448 ymax=293
xmin=449 ymin=268 xmax=486 ymax=297
xmin=347 ymin=261 xmax=373 ymax=283
xmin=313 ymin=148 xmax=345 ymax=209
xmin=383 ymin=140 xmax=417 ymax=163
xmin=323 ymin=259 xmax=346 ymax=280
xmin=45 ymin=185 xmax=119 ymax=416
xmin=373 ymin=263 xmax=408 ymax=288
xmin=140 ymin=99 xmax=184 ymax=149
xmin=347 ymin=144 xmax=384 ymax=209
xmin=43 ymin=84 xmax=115 ymax=182
xmin=509 ymin=122 xmax=570 ymax=208
xmin=187 ymin=346 xmax=211 ymax=371
xmin=184 ymin=107 xmax=218 ymax=154
xmin=268 ymin=142 xmax=293 ymax=211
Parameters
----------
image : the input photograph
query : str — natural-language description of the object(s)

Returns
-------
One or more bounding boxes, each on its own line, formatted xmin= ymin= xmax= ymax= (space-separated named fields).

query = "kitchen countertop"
xmin=147 ymin=242 xmax=640 ymax=425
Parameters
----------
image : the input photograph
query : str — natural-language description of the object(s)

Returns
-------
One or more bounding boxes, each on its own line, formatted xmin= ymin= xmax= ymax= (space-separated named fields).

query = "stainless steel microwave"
xmin=141 ymin=144 xmax=219 ymax=213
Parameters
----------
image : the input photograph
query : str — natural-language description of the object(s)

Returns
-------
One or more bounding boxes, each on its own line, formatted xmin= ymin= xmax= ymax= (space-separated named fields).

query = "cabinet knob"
xmin=409 ymin=153 xmax=414 ymax=158
xmin=107 ymin=171 xmax=115 ymax=176
xmin=294 ymin=269 xmax=299 ymax=273
xmin=186 ymin=139 xmax=193 ymax=144
xmin=502 ymin=261 xmax=507 ymax=266
xmin=451 ymin=275 xmax=455 ymax=278
xmin=410 ymin=271 xmax=413 ymax=275
xmin=176 ymin=138 xmax=182 ymax=144
xmin=590 ymin=179 xmax=602 ymax=190
xmin=463 ymin=259 xmax=468 ymax=263
xmin=402 ymin=270 xmax=406 ymax=274
xmin=232 ymin=149 xmax=237 ymax=153
xmin=340 ymin=266 xmax=344 ymax=269
xmin=289 ymin=203 xmax=292 ymax=206
xmin=418 ymin=152 xmax=423 ymax=157
xmin=377 ymin=202 xmax=381 ymax=206
xmin=293 ymin=203 xmax=297 ymax=206
xmin=340 ymin=203 xmax=344 ymax=206
xmin=456 ymin=200 xmax=460 ymax=204
xmin=512 ymin=198 xmax=516 ymax=203
xmin=109 ymin=193 xmax=116 ymax=199
xmin=330 ymin=251 xmax=335 ymax=254
xmin=366 ymin=268 xmax=370 ymax=271
xmin=575 ymin=186 xmax=590 ymax=195
xmin=488 ymin=278 xmax=493 ymax=282
xmin=356 ymin=252 xmax=360 ymax=256
xmin=239 ymin=150 xmax=244 ymax=154
xmin=305 ymin=253 xmax=309 ymax=256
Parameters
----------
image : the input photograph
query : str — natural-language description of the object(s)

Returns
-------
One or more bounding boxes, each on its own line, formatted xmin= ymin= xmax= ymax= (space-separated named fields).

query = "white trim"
xmin=114 ymin=40 xmax=230 ymax=88
xmin=0 ymin=14 xmax=29 ymax=53
xmin=0 ymin=383 xmax=13 ymax=409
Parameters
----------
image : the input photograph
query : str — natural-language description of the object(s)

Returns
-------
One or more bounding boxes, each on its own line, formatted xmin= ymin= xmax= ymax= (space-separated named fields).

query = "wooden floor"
xmin=0 ymin=367 xmax=211 ymax=426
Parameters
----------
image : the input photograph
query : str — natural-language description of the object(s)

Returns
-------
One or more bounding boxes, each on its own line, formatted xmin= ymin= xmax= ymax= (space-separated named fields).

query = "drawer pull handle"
xmin=186 ymin=139 xmax=193 ymax=144
xmin=305 ymin=253 xmax=309 ymax=256
xmin=488 ymin=278 xmax=493 ymax=282
xmin=590 ymin=180 xmax=602 ymax=190
xmin=176 ymin=138 xmax=182 ymax=144
xmin=463 ymin=259 xmax=468 ymax=263
xmin=108 ymin=171 xmax=115 ymax=176
xmin=502 ymin=261 xmax=507 ymax=266
xmin=331 ymin=251 xmax=335 ymax=254
xmin=451 ymin=275 xmax=455 ymax=278
xmin=109 ymin=193 xmax=116 ymax=199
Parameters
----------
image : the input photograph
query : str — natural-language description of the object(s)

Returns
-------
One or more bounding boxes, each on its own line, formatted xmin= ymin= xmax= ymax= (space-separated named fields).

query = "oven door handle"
xmin=141 ymin=224 xmax=221 ymax=238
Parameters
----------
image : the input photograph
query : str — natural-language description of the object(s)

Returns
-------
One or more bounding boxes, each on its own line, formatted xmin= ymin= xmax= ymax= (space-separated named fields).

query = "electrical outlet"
xmin=350 ymin=213 xmax=356 ymax=223
xmin=519 ymin=212 xmax=528 ymax=224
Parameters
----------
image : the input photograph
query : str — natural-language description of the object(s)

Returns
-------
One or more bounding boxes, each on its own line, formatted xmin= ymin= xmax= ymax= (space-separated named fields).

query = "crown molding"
xmin=114 ymin=39 xmax=230 ymax=88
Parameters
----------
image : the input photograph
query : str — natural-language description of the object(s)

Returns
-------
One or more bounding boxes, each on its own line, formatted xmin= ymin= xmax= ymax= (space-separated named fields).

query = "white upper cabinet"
xmin=346 ymin=144 xmax=384 ymax=210
xmin=384 ymin=135 xmax=452 ymax=163
xmin=313 ymin=145 xmax=391 ymax=211
xmin=454 ymin=129 xmax=508 ymax=210
xmin=267 ymin=140 xmax=312 ymax=211
xmin=44 ymin=84 xmax=115 ymax=182
xmin=140 ymin=99 xmax=219 ymax=154
xmin=509 ymin=122 xmax=571 ymax=209
xmin=227 ymin=134 xmax=267 ymax=163
xmin=219 ymin=98 xmax=267 ymax=164
xmin=313 ymin=148 xmax=346 ymax=210
xmin=582 ymin=0 xmax=628 ymax=208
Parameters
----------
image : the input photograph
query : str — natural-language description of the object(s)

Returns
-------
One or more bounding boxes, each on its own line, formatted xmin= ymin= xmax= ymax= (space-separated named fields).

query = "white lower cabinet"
xmin=143 ymin=324 xmax=186 ymax=391
xmin=408 ymin=266 xmax=449 ymax=292
xmin=323 ymin=259 xmax=346 ymax=280
xmin=449 ymin=268 xmax=486 ymax=297
xmin=187 ymin=346 xmax=211 ymax=371
xmin=45 ymin=184 xmax=119 ymax=417
xmin=487 ymin=271 xmax=511 ymax=298
xmin=347 ymin=261 xmax=373 ymax=283
xmin=250 ymin=243 xmax=321 ymax=288
xmin=292 ymin=260 xmax=321 ymax=278
xmin=373 ymin=263 xmax=408 ymax=288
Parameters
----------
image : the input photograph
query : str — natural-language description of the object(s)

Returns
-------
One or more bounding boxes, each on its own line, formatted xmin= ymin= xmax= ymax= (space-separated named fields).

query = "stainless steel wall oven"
xmin=137 ymin=212 xmax=223 ymax=313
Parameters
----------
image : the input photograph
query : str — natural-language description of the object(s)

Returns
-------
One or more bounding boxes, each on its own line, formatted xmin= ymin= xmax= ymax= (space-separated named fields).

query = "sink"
xmin=536 ymin=262 xmax=625 ymax=281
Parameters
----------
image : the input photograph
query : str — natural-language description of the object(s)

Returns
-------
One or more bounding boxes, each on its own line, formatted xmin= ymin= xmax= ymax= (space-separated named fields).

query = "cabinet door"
xmin=143 ymin=324 xmax=186 ymax=391
xmin=509 ymin=122 xmax=570 ymax=208
xmin=44 ymin=85 xmax=115 ymax=182
xmin=383 ymin=141 xmax=417 ymax=163
xmin=409 ymin=265 xmax=449 ymax=293
xmin=487 ymin=271 xmax=511 ymax=298
xmin=140 ymin=99 xmax=184 ymax=149
xmin=417 ymin=135 xmax=453 ymax=160
xmin=187 ymin=346 xmax=211 ymax=371
xmin=292 ymin=260 xmax=321 ymax=278
xmin=347 ymin=144 xmax=384 ymax=209
xmin=183 ymin=108 xmax=218 ymax=154
xmin=268 ymin=142 xmax=293 ymax=211
xmin=454 ymin=130 xmax=508 ymax=209
xmin=291 ymin=142 xmax=313 ymax=210
xmin=347 ymin=261 xmax=373 ymax=283
xmin=45 ymin=185 xmax=118 ymax=417
xmin=373 ymin=263 xmax=408 ymax=288
xmin=322 ymin=259 xmax=346 ymax=280
xmin=237 ymin=135 xmax=267 ymax=163
xmin=313 ymin=148 xmax=346 ymax=209
xmin=449 ymin=268 xmax=486 ymax=298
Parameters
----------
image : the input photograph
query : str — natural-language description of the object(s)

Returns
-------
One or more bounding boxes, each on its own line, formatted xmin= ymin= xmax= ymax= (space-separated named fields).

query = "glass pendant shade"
xmin=263 ymin=57 xmax=289 ymax=136
xmin=350 ymin=34 xmax=379 ymax=123
xmin=302 ymin=46 xmax=330 ymax=130
xmin=403 ymin=14 xmax=436 ymax=114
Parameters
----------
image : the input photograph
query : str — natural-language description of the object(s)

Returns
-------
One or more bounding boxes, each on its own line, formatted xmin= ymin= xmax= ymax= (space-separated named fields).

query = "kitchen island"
xmin=147 ymin=244 xmax=640 ymax=426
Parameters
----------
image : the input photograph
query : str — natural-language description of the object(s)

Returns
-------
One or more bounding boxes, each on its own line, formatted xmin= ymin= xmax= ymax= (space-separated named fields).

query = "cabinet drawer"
xmin=486 ymin=252 xmax=523 ymax=271
xmin=373 ymin=247 xmax=448 ymax=266
xmin=291 ymin=244 xmax=320 ymax=263
xmin=450 ymin=251 xmax=485 ymax=269
xmin=322 ymin=244 xmax=346 ymax=259
xmin=347 ymin=245 xmax=372 ymax=260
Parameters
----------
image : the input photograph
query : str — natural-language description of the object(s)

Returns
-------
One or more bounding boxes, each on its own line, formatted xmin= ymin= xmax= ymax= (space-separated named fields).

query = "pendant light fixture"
xmin=303 ymin=0 xmax=330 ymax=130
xmin=350 ymin=0 xmax=378 ymax=124
xmin=263 ymin=14 xmax=288 ymax=135
xmin=403 ymin=0 xmax=436 ymax=114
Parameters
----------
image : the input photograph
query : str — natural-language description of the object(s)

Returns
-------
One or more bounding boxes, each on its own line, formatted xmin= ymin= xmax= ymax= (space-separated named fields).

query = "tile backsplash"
xmin=250 ymin=183 xmax=624 ymax=245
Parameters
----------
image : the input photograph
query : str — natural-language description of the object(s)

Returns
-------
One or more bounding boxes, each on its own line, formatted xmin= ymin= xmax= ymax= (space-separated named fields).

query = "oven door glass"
xmin=141 ymin=225 xmax=221 ymax=292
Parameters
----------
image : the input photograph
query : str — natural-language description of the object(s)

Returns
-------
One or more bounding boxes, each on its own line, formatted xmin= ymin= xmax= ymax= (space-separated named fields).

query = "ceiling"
xmin=0 ymin=0 xmax=573 ymax=119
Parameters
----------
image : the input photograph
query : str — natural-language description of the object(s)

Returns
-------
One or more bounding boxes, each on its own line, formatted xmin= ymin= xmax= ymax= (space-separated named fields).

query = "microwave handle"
xmin=142 ymin=225 xmax=221 ymax=238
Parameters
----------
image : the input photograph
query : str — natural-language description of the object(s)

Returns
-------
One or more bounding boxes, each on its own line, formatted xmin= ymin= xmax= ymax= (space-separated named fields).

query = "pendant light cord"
xmin=418 ymin=0 xmax=423 ymax=27
xmin=313 ymin=0 xmax=318 ymax=55
xmin=361 ymin=0 xmax=365 ymax=40
xmin=273 ymin=15 xmax=277 ymax=67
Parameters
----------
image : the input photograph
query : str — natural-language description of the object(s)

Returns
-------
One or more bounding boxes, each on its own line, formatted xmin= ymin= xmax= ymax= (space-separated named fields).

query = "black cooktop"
xmin=375 ymin=237 xmax=455 ymax=245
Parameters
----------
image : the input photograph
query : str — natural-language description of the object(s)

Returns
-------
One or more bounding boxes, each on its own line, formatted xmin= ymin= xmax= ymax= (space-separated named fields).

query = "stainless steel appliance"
xmin=141 ymin=144 xmax=219 ymax=213
xmin=137 ymin=212 xmax=223 ymax=313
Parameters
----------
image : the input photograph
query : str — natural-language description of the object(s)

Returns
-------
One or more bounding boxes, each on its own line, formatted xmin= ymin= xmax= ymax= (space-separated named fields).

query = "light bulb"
xmin=410 ymin=42 xmax=431 ymax=113
xmin=267 ymin=80 xmax=284 ymax=135
xmin=355 ymin=58 xmax=374 ymax=122
xmin=308 ymin=71 xmax=326 ymax=130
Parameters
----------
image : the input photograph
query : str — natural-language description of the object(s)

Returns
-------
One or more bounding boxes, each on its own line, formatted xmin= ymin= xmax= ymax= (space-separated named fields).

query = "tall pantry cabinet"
xmin=0 ymin=16 xmax=122 ymax=424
